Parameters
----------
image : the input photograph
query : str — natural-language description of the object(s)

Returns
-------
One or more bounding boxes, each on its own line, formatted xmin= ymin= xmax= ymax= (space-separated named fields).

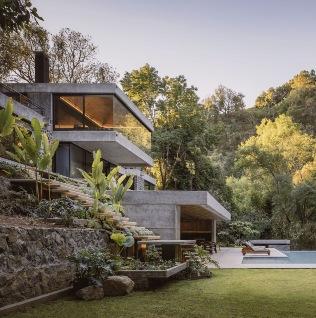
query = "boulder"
xmin=76 ymin=285 xmax=104 ymax=300
xmin=103 ymin=275 xmax=134 ymax=296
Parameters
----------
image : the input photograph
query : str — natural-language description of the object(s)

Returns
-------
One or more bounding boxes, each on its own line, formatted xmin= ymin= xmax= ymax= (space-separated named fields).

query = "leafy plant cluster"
xmin=68 ymin=249 xmax=119 ymax=288
xmin=34 ymin=197 xmax=89 ymax=223
xmin=217 ymin=221 xmax=260 ymax=247
xmin=79 ymin=149 xmax=133 ymax=216
xmin=121 ymin=246 xmax=175 ymax=271
xmin=184 ymin=245 xmax=219 ymax=278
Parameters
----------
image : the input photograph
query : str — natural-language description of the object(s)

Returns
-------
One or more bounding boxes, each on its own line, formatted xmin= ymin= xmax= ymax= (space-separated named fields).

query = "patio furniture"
xmin=241 ymin=241 xmax=270 ymax=256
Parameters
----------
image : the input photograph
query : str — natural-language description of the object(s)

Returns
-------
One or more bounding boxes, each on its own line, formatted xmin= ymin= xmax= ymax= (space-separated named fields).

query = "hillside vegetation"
xmin=121 ymin=67 xmax=316 ymax=248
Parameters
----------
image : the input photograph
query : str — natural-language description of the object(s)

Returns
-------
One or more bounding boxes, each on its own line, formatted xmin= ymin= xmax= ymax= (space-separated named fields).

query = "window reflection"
xmin=54 ymin=95 xmax=84 ymax=129
xmin=53 ymin=94 xmax=151 ymax=153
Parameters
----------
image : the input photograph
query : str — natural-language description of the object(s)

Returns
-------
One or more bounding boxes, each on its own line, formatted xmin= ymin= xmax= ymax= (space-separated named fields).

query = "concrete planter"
xmin=117 ymin=262 xmax=187 ymax=290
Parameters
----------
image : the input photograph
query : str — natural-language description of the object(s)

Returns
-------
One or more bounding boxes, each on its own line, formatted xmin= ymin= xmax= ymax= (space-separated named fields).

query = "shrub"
xmin=34 ymin=197 xmax=89 ymax=222
xmin=120 ymin=246 xmax=175 ymax=271
xmin=68 ymin=249 xmax=119 ymax=288
xmin=0 ymin=176 xmax=37 ymax=216
xmin=184 ymin=245 xmax=219 ymax=278
xmin=218 ymin=221 xmax=260 ymax=246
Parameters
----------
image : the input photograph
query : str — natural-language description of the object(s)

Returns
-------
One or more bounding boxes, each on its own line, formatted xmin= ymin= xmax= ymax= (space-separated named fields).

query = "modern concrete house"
xmin=0 ymin=52 xmax=231 ymax=241
xmin=123 ymin=191 xmax=231 ymax=241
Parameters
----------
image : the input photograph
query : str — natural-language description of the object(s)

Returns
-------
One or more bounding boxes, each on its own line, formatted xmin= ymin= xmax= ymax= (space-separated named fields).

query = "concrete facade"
xmin=3 ymin=83 xmax=153 ymax=131
xmin=0 ymin=92 xmax=46 ymax=123
xmin=0 ymin=83 xmax=155 ymax=187
xmin=52 ymin=130 xmax=153 ymax=166
xmin=123 ymin=191 xmax=231 ymax=240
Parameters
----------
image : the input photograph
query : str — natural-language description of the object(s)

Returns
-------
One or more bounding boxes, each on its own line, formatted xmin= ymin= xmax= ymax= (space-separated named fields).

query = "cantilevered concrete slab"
xmin=123 ymin=191 xmax=231 ymax=240
xmin=52 ymin=130 xmax=153 ymax=166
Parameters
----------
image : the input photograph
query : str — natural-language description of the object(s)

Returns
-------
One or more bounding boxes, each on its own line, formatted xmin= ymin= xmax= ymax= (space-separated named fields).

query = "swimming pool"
xmin=242 ymin=251 xmax=316 ymax=264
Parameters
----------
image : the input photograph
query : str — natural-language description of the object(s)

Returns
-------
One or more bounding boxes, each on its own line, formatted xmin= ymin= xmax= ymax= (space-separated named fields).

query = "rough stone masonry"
xmin=0 ymin=225 xmax=108 ymax=307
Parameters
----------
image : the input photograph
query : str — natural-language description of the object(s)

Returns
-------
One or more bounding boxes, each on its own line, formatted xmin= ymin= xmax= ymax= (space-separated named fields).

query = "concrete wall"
xmin=0 ymin=92 xmax=46 ymax=123
xmin=124 ymin=203 xmax=180 ymax=239
xmin=0 ymin=225 xmax=108 ymax=308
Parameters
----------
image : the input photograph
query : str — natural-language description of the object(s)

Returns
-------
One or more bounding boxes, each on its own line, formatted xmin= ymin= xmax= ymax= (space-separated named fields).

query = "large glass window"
xmin=54 ymin=95 xmax=84 ymax=129
xmin=113 ymin=97 xmax=151 ymax=153
xmin=54 ymin=143 xmax=114 ymax=178
xmin=53 ymin=94 xmax=151 ymax=153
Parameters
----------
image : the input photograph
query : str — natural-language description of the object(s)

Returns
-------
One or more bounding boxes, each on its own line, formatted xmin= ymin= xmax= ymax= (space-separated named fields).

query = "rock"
xmin=72 ymin=218 xmax=88 ymax=228
xmin=76 ymin=285 xmax=104 ymax=300
xmin=103 ymin=276 xmax=134 ymax=296
xmin=0 ymin=236 xmax=8 ymax=253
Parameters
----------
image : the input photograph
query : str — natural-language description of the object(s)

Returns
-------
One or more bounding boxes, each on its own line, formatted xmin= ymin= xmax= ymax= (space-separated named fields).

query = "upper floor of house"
xmin=0 ymin=53 xmax=154 ymax=168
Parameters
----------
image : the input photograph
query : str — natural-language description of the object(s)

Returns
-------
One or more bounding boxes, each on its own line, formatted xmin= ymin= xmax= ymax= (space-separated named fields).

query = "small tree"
xmin=7 ymin=118 xmax=59 ymax=200
xmin=79 ymin=149 xmax=134 ymax=215
xmin=79 ymin=149 xmax=108 ymax=215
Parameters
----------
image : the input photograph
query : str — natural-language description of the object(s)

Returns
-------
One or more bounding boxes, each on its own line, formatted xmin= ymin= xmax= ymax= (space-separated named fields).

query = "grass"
xmin=7 ymin=269 xmax=316 ymax=318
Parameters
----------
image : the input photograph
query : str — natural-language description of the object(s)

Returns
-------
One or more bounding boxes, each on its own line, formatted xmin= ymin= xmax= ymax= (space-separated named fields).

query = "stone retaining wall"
xmin=0 ymin=225 xmax=109 ymax=307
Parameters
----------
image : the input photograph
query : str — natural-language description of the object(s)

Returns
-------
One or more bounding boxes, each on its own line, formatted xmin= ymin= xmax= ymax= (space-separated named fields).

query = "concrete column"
xmin=211 ymin=220 xmax=217 ymax=243
xmin=175 ymin=206 xmax=181 ymax=240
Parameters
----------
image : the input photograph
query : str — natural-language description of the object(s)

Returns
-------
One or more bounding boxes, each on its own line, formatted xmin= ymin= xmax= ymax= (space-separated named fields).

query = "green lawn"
xmin=7 ymin=269 xmax=316 ymax=318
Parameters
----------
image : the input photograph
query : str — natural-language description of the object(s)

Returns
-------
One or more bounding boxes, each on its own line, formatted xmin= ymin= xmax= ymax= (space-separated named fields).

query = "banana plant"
xmin=7 ymin=118 xmax=59 ymax=200
xmin=107 ymin=173 xmax=134 ymax=214
xmin=79 ymin=149 xmax=134 ymax=215
xmin=79 ymin=149 xmax=108 ymax=215
xmin=0 ymin=98 xmax=15 ymax=140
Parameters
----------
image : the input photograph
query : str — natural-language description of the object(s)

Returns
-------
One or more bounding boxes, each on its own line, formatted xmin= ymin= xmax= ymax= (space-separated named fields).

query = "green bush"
xmin=184 ymin=245 xmax=219 ymax=278
xmin=68 ymin=249 xmax=118 ymax=288
xmin=218 ymin=221 xmax=260 ymax=246
xmin=34 ymin=197 xmax=89 ymax=222
xmin=0 ymin=176 xmax=37 ymax=216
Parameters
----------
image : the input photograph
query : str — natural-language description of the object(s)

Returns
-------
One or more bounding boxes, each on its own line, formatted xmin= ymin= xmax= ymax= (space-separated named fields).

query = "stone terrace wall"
xmin=0 ymin=225 xmax=108 ymax=307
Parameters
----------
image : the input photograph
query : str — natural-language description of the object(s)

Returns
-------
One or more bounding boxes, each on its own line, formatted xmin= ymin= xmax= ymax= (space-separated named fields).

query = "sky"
xmin=32 ymin=0 xmax=316 ymax=107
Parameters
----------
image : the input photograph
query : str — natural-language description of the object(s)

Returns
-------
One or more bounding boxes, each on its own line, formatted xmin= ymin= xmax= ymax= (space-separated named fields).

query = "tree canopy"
xmin=0 ymin=0 xmax=42 ymax=32
xmin=0 ymin=24 xmax=118 ymax=83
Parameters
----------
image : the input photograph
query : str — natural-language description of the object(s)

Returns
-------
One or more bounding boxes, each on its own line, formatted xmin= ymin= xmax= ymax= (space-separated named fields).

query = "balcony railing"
xmin=0 ymin=83 xmax=45 ymax=116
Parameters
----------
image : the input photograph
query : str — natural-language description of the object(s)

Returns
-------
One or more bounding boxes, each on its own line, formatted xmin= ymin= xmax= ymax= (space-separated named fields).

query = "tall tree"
xmin=0 ymin=23 xmax=48 ymax=82
xmin=121 ymin=64 xmax=162 ymax=123
xmin=0 ymin=0 xmax=43 ymax=32
xmin=152 ymin=76 xmax=215 ymax=190
xmin=50 ymin=28 xmax=118 ymax=83
xmin=203 ymin=85 xmax=245 ymax=116
xmin=0 ymin=25 xmax=118 ymax=83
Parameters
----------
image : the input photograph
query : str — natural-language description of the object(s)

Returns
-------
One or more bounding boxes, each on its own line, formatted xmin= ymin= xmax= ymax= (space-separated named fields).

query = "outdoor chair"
xmin=241 ymin=241 xmax=270 ymax=256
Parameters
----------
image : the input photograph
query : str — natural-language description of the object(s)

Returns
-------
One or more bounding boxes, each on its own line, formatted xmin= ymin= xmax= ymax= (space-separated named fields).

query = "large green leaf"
xmin=0 ymin=98 xmax=15 ymax=137
xmin=31 ymin=118 xmax=43 ymax=150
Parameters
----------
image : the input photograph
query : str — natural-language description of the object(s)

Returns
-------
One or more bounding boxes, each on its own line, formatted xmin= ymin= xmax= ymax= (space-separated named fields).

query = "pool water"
xmin=242 ymin=251 xmax=316 ymax=264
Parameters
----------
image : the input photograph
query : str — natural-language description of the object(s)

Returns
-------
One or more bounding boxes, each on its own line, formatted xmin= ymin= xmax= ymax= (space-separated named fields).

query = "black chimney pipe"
xmin=35 ymin=51 xmax=49 ymax=83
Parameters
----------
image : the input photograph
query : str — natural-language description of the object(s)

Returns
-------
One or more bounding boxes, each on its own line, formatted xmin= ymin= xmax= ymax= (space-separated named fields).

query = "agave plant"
xmin=0 ymin=98 xmax=15 ymax=140
xmin=7 ymin=118 xmax=59 ymax=200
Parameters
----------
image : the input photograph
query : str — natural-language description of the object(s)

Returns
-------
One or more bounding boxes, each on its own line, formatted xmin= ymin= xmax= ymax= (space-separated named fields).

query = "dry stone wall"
xmin=0 ymin=225 xmax=108 ymax=307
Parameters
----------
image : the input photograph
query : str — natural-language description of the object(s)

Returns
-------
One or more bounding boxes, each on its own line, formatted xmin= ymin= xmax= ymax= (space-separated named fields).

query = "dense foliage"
xmin=68 ymin=249 xmax=118 ymax=288
xmin=0 ymin=0 xmax=42 ymax=32
xmin=122 ymin=65 xmax=316 ymax=248
xmin=184 ymin=245 xmax=219 ymax=278
xmin=35 ymin=197 xmax=89 ymax=221
xmin=0 ymin=23 xmax=118 ymax=83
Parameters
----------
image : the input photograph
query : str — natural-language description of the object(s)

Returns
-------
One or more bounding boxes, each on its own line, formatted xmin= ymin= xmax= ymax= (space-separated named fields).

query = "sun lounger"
xmin=241 ymin=241 xmax=270 ymax=256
